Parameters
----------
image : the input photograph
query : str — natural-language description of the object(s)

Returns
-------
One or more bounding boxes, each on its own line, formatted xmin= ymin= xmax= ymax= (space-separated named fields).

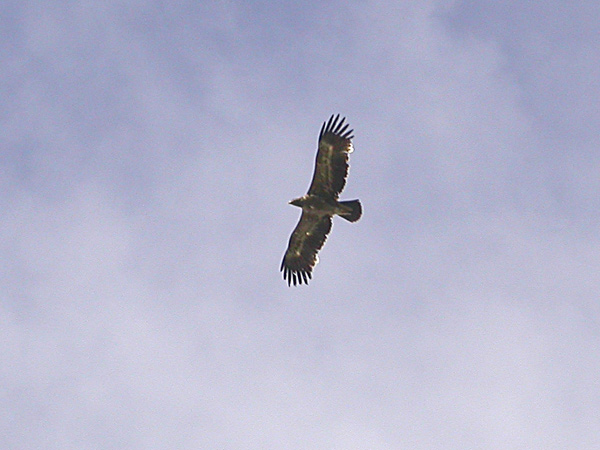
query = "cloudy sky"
xmin=3 ymin=1 xmax=600 ymax=448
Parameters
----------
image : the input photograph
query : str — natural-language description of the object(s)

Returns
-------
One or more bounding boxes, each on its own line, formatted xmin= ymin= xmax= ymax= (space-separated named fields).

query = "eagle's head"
xmin=289 ymin=196 xmax=306 ymax=208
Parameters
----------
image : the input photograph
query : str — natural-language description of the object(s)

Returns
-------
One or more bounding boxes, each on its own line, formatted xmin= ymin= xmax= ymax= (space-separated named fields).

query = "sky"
xmin=2 ymin=1 xmax=600 ymax=448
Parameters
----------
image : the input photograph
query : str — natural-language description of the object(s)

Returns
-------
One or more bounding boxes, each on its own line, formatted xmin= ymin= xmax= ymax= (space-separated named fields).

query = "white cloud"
xmin=2 ymin=1 xmax=599 ymax=448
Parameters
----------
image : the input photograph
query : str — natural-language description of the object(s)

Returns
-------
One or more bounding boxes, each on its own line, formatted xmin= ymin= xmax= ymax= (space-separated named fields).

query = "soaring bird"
xmin=281 ymin=114 xmax=362 ymax=286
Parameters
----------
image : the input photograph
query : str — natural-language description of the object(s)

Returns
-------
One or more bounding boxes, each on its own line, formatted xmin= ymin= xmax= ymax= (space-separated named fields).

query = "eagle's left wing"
xmin=307 ymin=114 xmax=354 ymax=198
xmin=281 ymin=212 xmax=333 ymax=286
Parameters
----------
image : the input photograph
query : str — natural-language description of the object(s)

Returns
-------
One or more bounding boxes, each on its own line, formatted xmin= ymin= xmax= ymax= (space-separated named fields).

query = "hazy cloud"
xmin=2 ymin=1 xmax=599 ymax=448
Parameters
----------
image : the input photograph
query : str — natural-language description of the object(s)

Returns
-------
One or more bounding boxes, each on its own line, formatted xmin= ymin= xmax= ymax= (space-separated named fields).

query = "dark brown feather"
xmin=281 ymin=115 xmax=359 ymax=286
xmin=308 ymin=114 xmax=354 ymax=198
xmin=280 ymin=213 xmax=332 ymax=286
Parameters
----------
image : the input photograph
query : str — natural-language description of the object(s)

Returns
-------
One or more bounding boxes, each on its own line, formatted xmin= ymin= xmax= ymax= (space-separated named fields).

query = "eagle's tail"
xmin=338 ymin=200 xmax=362 ymax=223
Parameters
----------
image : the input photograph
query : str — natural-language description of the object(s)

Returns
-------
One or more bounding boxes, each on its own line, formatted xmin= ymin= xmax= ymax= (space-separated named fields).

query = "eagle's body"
xmin=281 ymin=114 xmax=362 ymax=286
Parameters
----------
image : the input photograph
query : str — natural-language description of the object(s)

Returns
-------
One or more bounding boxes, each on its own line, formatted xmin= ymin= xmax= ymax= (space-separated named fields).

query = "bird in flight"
xmin=281 ymin=114 xmax=362 ymax=286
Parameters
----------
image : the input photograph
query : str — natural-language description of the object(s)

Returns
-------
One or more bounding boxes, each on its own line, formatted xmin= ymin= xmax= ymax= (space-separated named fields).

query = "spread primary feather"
xmin=280 ymin=114 xmax=362 ymax=286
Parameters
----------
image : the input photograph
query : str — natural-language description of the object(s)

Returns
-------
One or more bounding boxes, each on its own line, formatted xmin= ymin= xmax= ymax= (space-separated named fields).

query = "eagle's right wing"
xmin=281 ymin=213 xmax=332 ymax=286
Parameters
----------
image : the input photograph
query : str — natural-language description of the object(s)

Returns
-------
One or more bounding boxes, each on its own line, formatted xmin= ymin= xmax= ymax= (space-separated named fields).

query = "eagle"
xmin=281 ymin=114 xmax=362 ymax=286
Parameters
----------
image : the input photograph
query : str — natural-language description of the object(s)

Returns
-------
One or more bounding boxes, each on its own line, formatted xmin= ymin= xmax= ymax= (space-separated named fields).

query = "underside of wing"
xmin=281 ymin=213 xmax=333 ymax=286
xmin=308 ymin=114 xmax=354 ymax=198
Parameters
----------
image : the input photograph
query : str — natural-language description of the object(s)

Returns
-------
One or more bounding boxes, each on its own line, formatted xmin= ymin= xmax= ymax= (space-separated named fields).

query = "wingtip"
xmin=281 ymin=264 xmax=313 ymax=287
xmin=320 ymin=114 xmax=353 ymax=140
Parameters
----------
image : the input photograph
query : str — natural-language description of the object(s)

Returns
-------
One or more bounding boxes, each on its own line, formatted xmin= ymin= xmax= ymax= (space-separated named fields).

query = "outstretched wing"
xmin=307 ymin=114 xmax=354 ymax=198
xmin=281 ymin=213 xmax=333 ymax=286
